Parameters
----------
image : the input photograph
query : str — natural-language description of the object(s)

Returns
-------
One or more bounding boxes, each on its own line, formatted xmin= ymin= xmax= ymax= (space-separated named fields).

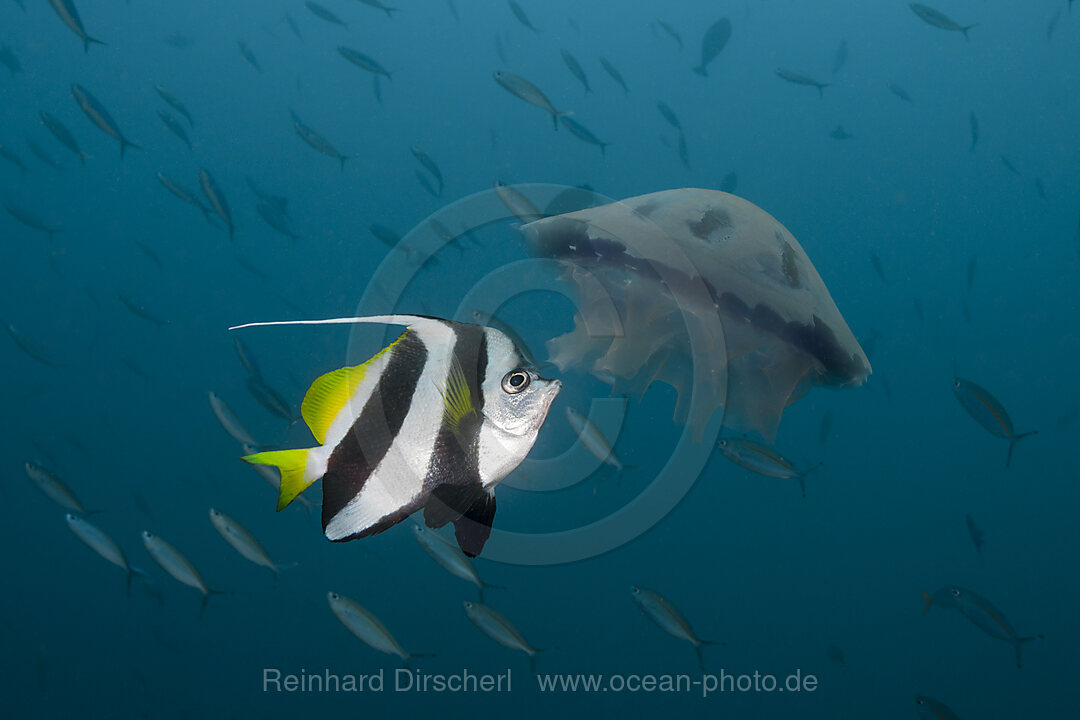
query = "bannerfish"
xmin=236 ymin=315 xmax=561 ymax=557
xmin=494 ymin=71 xmax=568 ymax=130
xmin=198 ymin=168 xmax=235 ymax=239
xmin=154 ymin=85 xmax=194 ymax=127
xmin=561 ymin=49 xmax=591 ymax=95
xmin=560 ymin=116 xmax=611 ymax=157
xmin=494 ymin=180 xmax=543 ymax=224
xmin=40 ymin=112 xmax=90 ymax=165
xmin=922 ymin=585 xmax=1041 ymax=668
xmin=25 ymin=462 xmax=94 ymax=514
xmin=412 ymin=525 xmax=500 ymax=600
xmin=910 ymin=3 xmax=976 ymax=39
xmin=693 ymin=18 xmax=731 ymax=76
xmin=328 ymin=591 xmax=419 ymax=662
xmin=66 ymin=514 xmax=146 ymax=594
xmin=209 ymin=508 xmax=291 ymax=579
xmin=508 ymin=0 xmax=540 ymax=32
xmin=776 ymin=69 xmax=829 ymax=97
xmin=463 ymin=601 xmax=541 ymax=671
xmin=142 ymin=531 xmax=226 ymax=615
xmin=71 ymin=85 xmax=140 ymax=158
xmin=47 ymin=0 xmax=105 ymax=53
xmin=717 ymin=437 xmax=818 ymax=498
xmin=915 ymin=695 xmax=962 ymax=720
xmin=157 ymin=111 xmax=192 ymax=151
xmin=565 ymin=406 xmax=629 ymax=478
xmin=209 ymin=391 xmax=260 ymax=447
xmin=599 ymin=57 xmax=629 ymax=94
xmin=952 ymin=377 xmax=1036 ymax=468
xmin=338 ymin=47 xmax=393 ymax=80
xmin=631 ymin=586 xmax=723 ymax=670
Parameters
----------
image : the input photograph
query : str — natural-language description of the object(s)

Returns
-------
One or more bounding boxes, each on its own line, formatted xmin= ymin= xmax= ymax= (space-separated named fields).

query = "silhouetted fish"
xmin=71 ymin=84 xmax=140 ymax=157
xmin=968 ymin=110 xmax=978 ymax=151
xmin=154 ymin=86 xmax=194 ymax=127
xmin=158 ymin=111 xmax=192 ymax=150
xmin=339 ymin=47 xmax=393 ymax=79
xmin=656 ymin=101 xmax=681 ymax=130
xmin=0 ymin=144 xmax=27 ymax=176
xmin=693 ymin=18 xmax=731 ymax=76
xmin=560 ymin=116 xmax=610 ymax=157
xmin=237 ymin=39 xmax=261 ymax=72
xmin=776 ymin=69 xmax=829 ymax=97
xmin=888 ymin=83 xmax=913 ymax=103
xmin=599 ymin=57 xmax=629 ymax=94
xmin=832 ymin=39 xmax=847 ymax=75
xmin=0 ymin=42 xmax=22 ymax=75
xmin=657 ymin=19 xmax=682 ymax=50
xmin=965 ymin=513 xmax=984 ymax=553
xmin=47 ymin=0 xmax=105 ymax=53
xmin=40 ymin=111 xmax=89 ymax=164
xmin=358 ymin=0 xmax=397 ymax=18
xmin=305 ymin=1 xmax=348 ymax=27
xmin=1000 ymin=155 xmax=1020 ymax=175
xmin=910 ymin=3 xmax=976 ymax=39
xmin=561 ymin=49 xmax=591 ymax=94
xmin=493 ymin=71 xmax=567 ymax=129
xmin=25 ymin=139 xmax=61 ymax=170
xmin=508 ymin=0 xmax=540 ymax=32
xmin=4 ymin=197 xmax=60 ymax=239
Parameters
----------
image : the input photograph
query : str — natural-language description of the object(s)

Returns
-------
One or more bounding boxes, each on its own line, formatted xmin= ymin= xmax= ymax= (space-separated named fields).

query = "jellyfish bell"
xmin=522 ymin=188 xmax=870 ymax=442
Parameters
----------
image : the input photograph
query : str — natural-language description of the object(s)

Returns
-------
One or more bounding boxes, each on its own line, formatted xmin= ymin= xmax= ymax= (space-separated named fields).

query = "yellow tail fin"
xmin=243 ymin=449 xmax=315 ymax=511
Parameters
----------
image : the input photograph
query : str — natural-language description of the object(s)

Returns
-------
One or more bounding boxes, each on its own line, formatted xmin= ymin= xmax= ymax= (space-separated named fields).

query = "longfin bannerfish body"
xmin=238 ymin=315 xmax=561 ymax=557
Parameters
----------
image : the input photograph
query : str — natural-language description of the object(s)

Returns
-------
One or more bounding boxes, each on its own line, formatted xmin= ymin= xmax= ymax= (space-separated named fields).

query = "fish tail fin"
xmin=199 ymin=588 xmax=232 ymax=619
xmin=120 ymin=138 xmax=140 ymax=158
xmin=818 ymin=84 xmax=829 ymax=98
xmin=477 ymin=581 xmax=507 ymax=602
xmin=600 ymin=142 xmax=611 ymax=158
xmin=1006 ymin=430 xmax=1037 ymax=468
xmin=962 ymin=24 xmax=977 ymax=40
xmin=271 ymin=562 xmax=299 ymax=586
xmin=385 ymin=7 xmax=397 ymax=17
xmin=921 ymin=590 xmax=933 ymax=615
xmin=1015 ymin=635 xmax=1039 ymax=668
xmin=243 ymin=448 xmax=320 ymax=510
xmin=83 ymin=36 xmax=107 ymax=54
xmin=692 ymin=65 xmax=707 ymax=77
xmin=126 ymin=566 xmax=149 ymax=596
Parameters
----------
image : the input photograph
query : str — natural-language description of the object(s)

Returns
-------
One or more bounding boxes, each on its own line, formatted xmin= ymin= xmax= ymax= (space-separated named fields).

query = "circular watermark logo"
xmin=345 ymin=183 xmax=726 ymax=566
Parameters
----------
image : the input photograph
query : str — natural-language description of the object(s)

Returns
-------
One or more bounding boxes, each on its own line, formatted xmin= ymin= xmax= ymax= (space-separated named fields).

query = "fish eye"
xmin=143 ymin=531 xmax=152 ymax=538
xmin=501 ymin=369 xmax=531 ymax=394
xmin=464 ymin=601 xmax=473 ymax=609
xmin=951 ymin=589 xmax=961 ymax=597
xmin=631 ymin=587 xmax=640 ymax=594
xmin=329 ymin=592 xmax=338 ymax=600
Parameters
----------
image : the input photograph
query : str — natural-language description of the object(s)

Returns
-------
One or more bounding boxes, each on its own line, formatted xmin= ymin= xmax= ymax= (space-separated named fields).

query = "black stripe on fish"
xmin=322 ymin=330 xmax=427 ymax=538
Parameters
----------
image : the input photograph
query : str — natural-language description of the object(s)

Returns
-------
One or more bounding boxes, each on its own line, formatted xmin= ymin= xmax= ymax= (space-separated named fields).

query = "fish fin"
xmin=423 ymin=483 xmax=480 ymax=529
xmin=962 ymin=24 xmax=977 ymax=40
xmin=438 ymin=356 xmax=477 ymax=434
xmin=453 ymin=488 xmax=496 ymax=558
xmin=242 ymin=448 xmax=319 ymax=510
xmin=126 ymin=566 xmax=149 ymax=596
xmin=921 ymin=590 xmax=933 ymax=615
xmin=198 ymin=588 xmax=232 ymax=620
xmin=1015 ymin=634 xmax=1044 ymax=669
xmin=83 ymin=36 xmax=107 ymax=53
xmin=120 ymin=138 xmax=140 ymax=158
xmin=301 ymin=355 xmax=390 ymax=444
xmin=1005 ymin=430 xmax=1037 ymax=468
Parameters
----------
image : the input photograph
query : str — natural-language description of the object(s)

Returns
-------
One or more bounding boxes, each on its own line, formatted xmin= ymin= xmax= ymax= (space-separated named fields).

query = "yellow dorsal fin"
xmin=300 ymin=336 xmax=402 ymax=444
xmin=439 ymin=355 xmax=476 ymax=434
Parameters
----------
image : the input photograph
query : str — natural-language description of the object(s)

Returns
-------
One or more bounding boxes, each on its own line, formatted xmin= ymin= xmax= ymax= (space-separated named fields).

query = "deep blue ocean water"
xmin=2 ymin=1 xmax=1078 ymax=717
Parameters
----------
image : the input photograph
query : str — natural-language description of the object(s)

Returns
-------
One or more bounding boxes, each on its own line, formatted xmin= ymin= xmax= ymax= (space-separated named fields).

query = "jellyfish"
xmin=522 ymin=188 xmax=870 ymax=442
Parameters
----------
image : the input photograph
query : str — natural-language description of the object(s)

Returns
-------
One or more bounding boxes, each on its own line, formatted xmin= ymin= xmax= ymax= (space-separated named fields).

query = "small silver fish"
xmin=952 ymin=377 xmax=1036 ymax=467
xmin=40 ymin=111 xmax=89 ymax=165
xmin=631 ymin=586 xmax=722 ymax=670
xmin=209 ymin=391 xmax=260 ymax=447
xmin=198 ymin=168 xmax=234 ymax=239
xmin=493 ymin=71 xmax=567 ymax=130
xmin=328 ymin=591 xmax=416 ymax=662
xmin=47 ymin=0 xmax=105 ymax=53
xmin=599 ymin=57 xmax=629 ymax=94
xmin=561 ymin=49 xmax=591 ymax=95
xmin=142 ymin=531 xmax=225 ymax=614
xmin=775 ymin=69 xmax=829 ymax=97
xmin=25 ymin=462 xmax=93 ymax=514
xmin=560 ymin=115 xmax=611 ymax=157
xmin=716 ymin=438 xmax=818 ymax=498
xmin=209 ymin=508 xmax=290 ymax=578
xmin=915 ymin=695 xmax=962 ymax=720
xmin=66 ymin=514 xmax=146 ymax=594
xmin=338 ymin=47 xmax=392 ymax=79
xmin=154 ymin=86 xmax=194 ymax=127
xmin=493 ymin=180 xmax=542 ymax=223
xmin=910 ymin=3 xmax=976 ymax=39
xmin=464 ymin=601 xmax=541 ymax=671
xmin=565 ymin=406 xmax=629 ymax=476
xmin=71 ymin=84 xmax=140 ymax=157
xmin=922 ymin=585 xmax=1041 ymax=668
xmin=413 ymin=525 xmax=499 ymax=599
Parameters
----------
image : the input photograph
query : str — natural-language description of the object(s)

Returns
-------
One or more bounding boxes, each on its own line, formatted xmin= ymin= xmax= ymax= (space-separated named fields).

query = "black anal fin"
xmin=452 ymin=488 xmax=496 ymax=558
xmin=424 ymin=483 xmax=482 ymax=529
